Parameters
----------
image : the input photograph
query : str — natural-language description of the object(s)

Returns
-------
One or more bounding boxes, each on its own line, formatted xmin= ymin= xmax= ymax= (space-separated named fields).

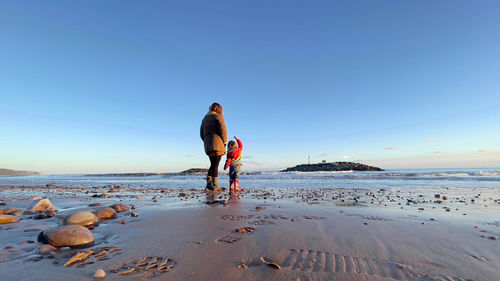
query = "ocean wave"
xmin=423 ymin=173 xmax=471 ymax=177
xmin=479 ymin=171 xmax=500 ymax=176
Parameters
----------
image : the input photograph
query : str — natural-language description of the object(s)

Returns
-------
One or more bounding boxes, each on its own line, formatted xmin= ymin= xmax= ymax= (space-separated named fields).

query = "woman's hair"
xmin=228 ymin=140 xmax=237 ymax=149
xmin=209 ymin=102 xmax=223 ymax=114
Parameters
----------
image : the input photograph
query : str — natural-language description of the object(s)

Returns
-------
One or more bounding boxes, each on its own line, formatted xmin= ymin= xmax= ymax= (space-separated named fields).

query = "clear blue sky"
xmin=1 ymin=1 xmax=499 ymax=173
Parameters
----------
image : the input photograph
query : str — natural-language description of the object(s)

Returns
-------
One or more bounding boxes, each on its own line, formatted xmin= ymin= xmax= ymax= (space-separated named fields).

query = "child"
xmin=224 ymin=136 xmax=243 ymax=191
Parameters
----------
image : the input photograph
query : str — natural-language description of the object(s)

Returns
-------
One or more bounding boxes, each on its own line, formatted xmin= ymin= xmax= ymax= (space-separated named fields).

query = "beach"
xmin=0 ymin=184 xmax=499 ymax=281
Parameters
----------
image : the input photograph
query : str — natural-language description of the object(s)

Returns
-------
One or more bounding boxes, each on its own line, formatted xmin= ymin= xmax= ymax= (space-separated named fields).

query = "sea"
xmin=1 ymin=168 xmax=499 ymax=189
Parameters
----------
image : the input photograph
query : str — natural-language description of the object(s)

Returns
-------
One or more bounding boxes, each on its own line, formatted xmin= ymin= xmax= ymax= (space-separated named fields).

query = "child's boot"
xmin=212 ymin=177 xmax=223 ymax=193
xmin=234 ymin=179 xmax=243 ymax=191
xmin=229 ymin=180 xmax=235 ymax=191
xmin=205 ymin=176 xmax=213 ymax=192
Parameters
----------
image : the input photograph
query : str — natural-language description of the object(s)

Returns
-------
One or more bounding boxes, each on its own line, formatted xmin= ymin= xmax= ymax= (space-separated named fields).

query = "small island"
xmin=180 ymin=168 xmax=208 ymax=174
xmin=0 ymin=168 xmax=41 ymax=176
xmin=281 ymin=162 xmax=384 ymax=172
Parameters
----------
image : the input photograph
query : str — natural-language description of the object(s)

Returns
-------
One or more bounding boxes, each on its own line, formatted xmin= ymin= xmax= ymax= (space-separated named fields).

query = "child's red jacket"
xmin=224 ymin=138 xmax=243 ymax=169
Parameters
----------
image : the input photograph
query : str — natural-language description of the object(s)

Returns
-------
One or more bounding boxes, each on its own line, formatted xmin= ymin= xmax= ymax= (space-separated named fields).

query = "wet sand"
xmin=0 ymin=185 xmax=499 ymax=281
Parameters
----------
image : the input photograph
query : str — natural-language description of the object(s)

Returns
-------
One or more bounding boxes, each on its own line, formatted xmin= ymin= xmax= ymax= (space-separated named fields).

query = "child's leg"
xmin=229 ymin=166 xmax=235 ymax=190
xmin=234 ymin=166 xmax=242 ymax=191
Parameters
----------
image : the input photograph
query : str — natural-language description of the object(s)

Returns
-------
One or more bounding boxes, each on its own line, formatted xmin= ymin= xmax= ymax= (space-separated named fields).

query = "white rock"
xmin=94 ymin=268 xmax=106 ymax=279
xmin=28 ymin=198 xmax=56 ymax=213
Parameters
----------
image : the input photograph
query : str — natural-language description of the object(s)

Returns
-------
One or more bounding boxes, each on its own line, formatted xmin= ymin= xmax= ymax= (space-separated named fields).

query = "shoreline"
xmin=0 ymin=185 xmax=499 ymax=280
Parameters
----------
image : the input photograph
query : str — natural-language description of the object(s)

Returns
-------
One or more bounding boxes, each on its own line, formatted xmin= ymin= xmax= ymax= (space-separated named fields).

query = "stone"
xmin=30 ymin=196 xmax=42 ymax=201
xmin=38 ymin=244 xmax=58 ymax=255
xmin=178 ymin=192 xmax=187 ymax=197
xmin=130 ymin=212 xmax=138 ymax=217
xmin=110 ymin=203 xmax=129 ymax=213
xmin=38 ymin=225 xmax=94 ymax=247
xmin=89 ymin=203 xmax=104 ymax=207
xmin=4 ymin=207 xmax=22 ymax=215
xmin=0 ymin=200 xmax=6 ymax=206
xmin=94 ymin=207 xmax=118 ymax=219
xmin=34 ymin=209 xmax=57 ymax=220
xmin=28 ymin=198 xmax=56 ymax=213
xmin=94 ymin=269 xmax=106 ymax=279
xmin=62 ymin=211 xmax=99 ymax=227
xmin=12 ymin=210 xmax=25 ymax=216
xmin=0 ymin=215 xmax=20 ymax=224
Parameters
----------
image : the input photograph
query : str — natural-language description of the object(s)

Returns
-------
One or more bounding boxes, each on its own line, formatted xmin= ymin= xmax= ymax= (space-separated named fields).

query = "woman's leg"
xmin=209 ymin=155 xmax=222 ymax=191
xmin=209 ymin=156 xmax=221 ymax=177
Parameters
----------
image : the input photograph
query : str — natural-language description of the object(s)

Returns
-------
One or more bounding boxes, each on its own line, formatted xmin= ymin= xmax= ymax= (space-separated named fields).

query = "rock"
xmin=12 ymin=210 xmax=25 ymax=216
xmin=0 ymin=209 xmax=3 ymax=215
xmin=434 ymin=194 xmax=441 ymax=199
xmin=0 ymin=215 xmax=20 ymax=224
xmin=89 ymin=203 xmax=104 ymax=207
xmin=94 ymin=268 xmax=106 ymax=279
xmin=178 ymin=192 xmax=187 ymax=197
xmin=4 ymin=207 xmax=23 ymax=214
xmin=99 ymin=194 xmax=111 ymax=198
xmin=136 ymin=196 xmax=142 ymax=200
xmin=38 ymin=244 xmax=58 ymax=255
xmin=0 ymin=200 xmax=6 ymax=206
xmin=62 ymin=211 xmax=99 ymax=227
xmin=30 ymin=196 xmax=42 ymax=201
xmin=442 ymin=196 xmax=448 ymax=200
xmin=489 ymin=236 xmax=498 ymax=240
xmin=110 ymin=203 xmax=129 ymax=213
xmin=38 ymin=225 xmax=94 ymax=247
xmin=28 ymin=198 xmax=56 ymax=213
xmin=94 ymin=208 xmax=118 ymax=219
xmin=34 ymin=209 xmax=57 ymax=220
xmin=130 ymin=212 xmax=138 ymax=217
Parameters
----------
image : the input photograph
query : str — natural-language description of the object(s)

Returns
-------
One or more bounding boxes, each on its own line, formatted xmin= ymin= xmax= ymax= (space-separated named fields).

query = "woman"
xmin=200 ymin=102 xmax=227 ymax=192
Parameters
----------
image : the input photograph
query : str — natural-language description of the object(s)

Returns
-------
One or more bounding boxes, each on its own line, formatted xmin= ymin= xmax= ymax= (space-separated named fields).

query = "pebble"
xmin=94 ymin=269 xmax=106 ymax=279
xmin=94 ymin=208 xmax=118 ymax=219
xmin=0 ymin=214 xmax=20 ymax=224
xmin=291 ymin=219 xmax=296 ymax=222
xmin=130 ymin=212 xmax=138 ymax=217
xmin=38 ymin=244 xmax=57 ymax=255
xmin=89 ymin=203 xmax=104 ymax=207
xmin=489 ymin=236 xmax=498 ymax=240
xmin=110 ymin=203 xmax=129 ymax=213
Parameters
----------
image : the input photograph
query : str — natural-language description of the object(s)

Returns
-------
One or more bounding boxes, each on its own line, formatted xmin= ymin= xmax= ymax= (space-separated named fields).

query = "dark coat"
xmin=200 ymin=111 xmax=227 ymax=156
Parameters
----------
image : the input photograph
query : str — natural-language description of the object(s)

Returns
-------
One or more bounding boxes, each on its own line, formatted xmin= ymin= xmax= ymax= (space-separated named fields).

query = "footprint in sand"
xmin=215 ymin=235 xmax=242 ymax=244
xmin=301 ymin=215 xmax=326 ymax=220
xmin=275 ymin=248 xmax=471 ymax=281
xmin=109 ymin=256 xmax=175 ymax=278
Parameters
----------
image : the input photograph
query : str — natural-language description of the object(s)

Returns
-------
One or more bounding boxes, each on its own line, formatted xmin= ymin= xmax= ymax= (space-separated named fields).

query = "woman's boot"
xmin=205 ymin=176 xmax=213 ymax=192
xmin=212 ymin=177 xmax=223 ymax=193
